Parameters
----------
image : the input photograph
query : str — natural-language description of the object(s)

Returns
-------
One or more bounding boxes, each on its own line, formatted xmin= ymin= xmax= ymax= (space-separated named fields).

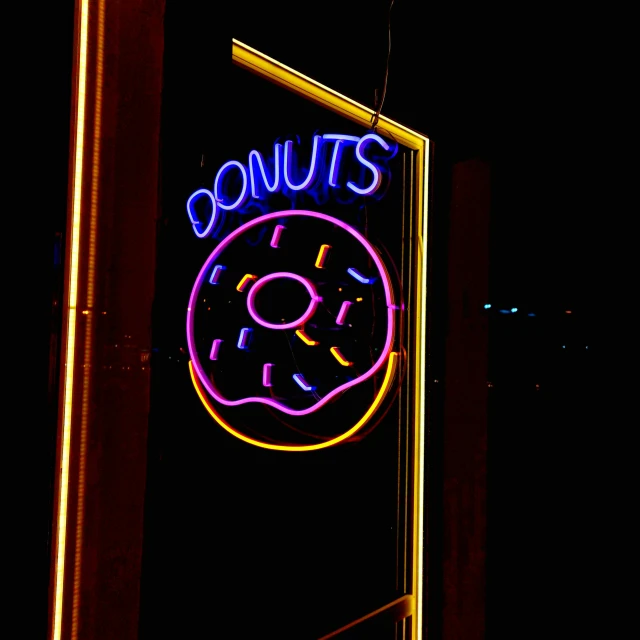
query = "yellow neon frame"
xmin=230 ymin=39 xmax=430 ymax=638
xmin=51 ymin=1 xmax=103 ymax=640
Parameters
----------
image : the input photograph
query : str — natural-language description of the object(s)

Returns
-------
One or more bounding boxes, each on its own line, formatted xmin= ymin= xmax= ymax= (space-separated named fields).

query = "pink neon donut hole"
xmin=246 ymin=271 xmax=320 ymax=330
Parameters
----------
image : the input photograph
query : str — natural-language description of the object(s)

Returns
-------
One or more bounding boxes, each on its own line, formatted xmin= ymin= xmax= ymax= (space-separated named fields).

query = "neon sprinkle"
xmin=270 ymin=224 xmax=285 ymax=248
xmin=236 ymin=274 xmax=258 ymax=292
xmin=336 ymin=301 xmax=353 ymax=325
xmin=210 ymin=339 xmax=223 ymax=360
xmin=263 ymin=363 xmax=273 ymax=387
xmin=330 ymin=346 xmax=353 ymax=367
xmin=209 ymin=264 xmax=226 ymax=284
xmin=237 ymin=328 xmax=252 ymax=349
xmin=314 ymin=244 xmax=331 ymax=268
xmin=295 ymin=329 xmax=319 ymax=346
xmin=293 ymin=373 xmax=316 ymax=391
xmin=347 ymin=268 xmax=376 ymax=284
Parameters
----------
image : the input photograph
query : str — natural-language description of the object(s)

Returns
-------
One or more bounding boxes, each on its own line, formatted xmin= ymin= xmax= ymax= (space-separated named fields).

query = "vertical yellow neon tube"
xmin=69 ymin=1 xmax=104 ymax=638
xmin=414 ymin=140 xmax=430 ymax=640
xmin=52 ymin=1 xmax=89 ymax=638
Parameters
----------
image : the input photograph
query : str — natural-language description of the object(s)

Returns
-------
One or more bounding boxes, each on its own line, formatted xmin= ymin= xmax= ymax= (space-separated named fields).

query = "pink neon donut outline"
xmin=187 ymin=210 xmax=395 ymax=416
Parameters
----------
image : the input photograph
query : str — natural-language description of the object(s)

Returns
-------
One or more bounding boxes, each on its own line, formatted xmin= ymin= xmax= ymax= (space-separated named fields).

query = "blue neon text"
xmin=187 ymin=132 xmax=396 ymax=238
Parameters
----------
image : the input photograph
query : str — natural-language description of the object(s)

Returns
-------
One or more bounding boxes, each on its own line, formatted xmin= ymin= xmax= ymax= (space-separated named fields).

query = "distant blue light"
xmin=562 ymin=345 xmax=566 ymax=349
xmin=484 ymin=304 xmax=492 ymax=309
xmin=499 ymin=309 xmax=510 ymax=314
xmin=528 ymin=313 xmax=536 ymax=317
xmin=511 ymin=307 xmax=518 ymax=313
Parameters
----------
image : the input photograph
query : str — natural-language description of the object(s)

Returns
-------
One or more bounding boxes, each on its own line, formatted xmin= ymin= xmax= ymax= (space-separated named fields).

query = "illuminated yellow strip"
xmin=314 ymin=244 xmax=331 ymax=268
xmin=295 ymin=329 xmax=319 ymax=346
xmin=189 ymin=353 xmax=397 ymax=451
xmin=236 ymin=273 xmax=257 ymax=292
xmin=329 ymin=346 xmax=352 ymax=367
xmin=412 ymin=141 xmax=430 ymax=640
xmin=52 ymin=1 xmax=90 ymax=639
xmin=232 ymin=40 xmax=428 ymax=151
xmin=70 ymin=1 xmax=105 ymax=638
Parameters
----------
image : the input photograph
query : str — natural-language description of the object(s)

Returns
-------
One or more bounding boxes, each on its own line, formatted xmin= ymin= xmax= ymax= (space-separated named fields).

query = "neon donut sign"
xmin=186 ymin=210 xmax=396 ymax=417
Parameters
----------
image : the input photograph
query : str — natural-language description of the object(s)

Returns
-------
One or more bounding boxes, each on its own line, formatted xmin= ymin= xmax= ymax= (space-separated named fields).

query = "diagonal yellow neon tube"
xmin=330 ymin=346 xmax=353 ymax=367
xmin=295 ymin=329 xmax=319 ymax=346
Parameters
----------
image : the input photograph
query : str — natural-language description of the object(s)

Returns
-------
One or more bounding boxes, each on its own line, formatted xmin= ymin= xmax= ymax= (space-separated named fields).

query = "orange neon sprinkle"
xmin=330 ymin=346 xmax=353 ymax=366
xmin=53 ymin=1 xmax=91 ymax=638
xmin=295 ymin=329 xmax=319 ymax=345
xmin=314 ymin=244 xmax=331 ymax=268
xmin=236 ymin=273 xmax=257 ymax=292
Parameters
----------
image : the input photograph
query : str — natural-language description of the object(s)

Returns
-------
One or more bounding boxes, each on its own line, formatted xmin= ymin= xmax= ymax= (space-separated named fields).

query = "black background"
xmin=23 ymin=0 xmax=611 ymax=637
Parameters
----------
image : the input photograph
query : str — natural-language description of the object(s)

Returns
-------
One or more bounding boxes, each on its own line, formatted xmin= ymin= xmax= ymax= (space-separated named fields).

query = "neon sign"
xmin=185 ymin=127 xmax=404 ymax=449
xmin=186 ymin=132 xmax=397 ymax=239
xmin=187 ymin=208 xmax=397 ymax=416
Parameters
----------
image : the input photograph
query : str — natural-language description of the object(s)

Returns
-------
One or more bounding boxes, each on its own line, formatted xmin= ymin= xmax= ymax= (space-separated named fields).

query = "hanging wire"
xmin=371 ymin=0 xmax=396 ymax=131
